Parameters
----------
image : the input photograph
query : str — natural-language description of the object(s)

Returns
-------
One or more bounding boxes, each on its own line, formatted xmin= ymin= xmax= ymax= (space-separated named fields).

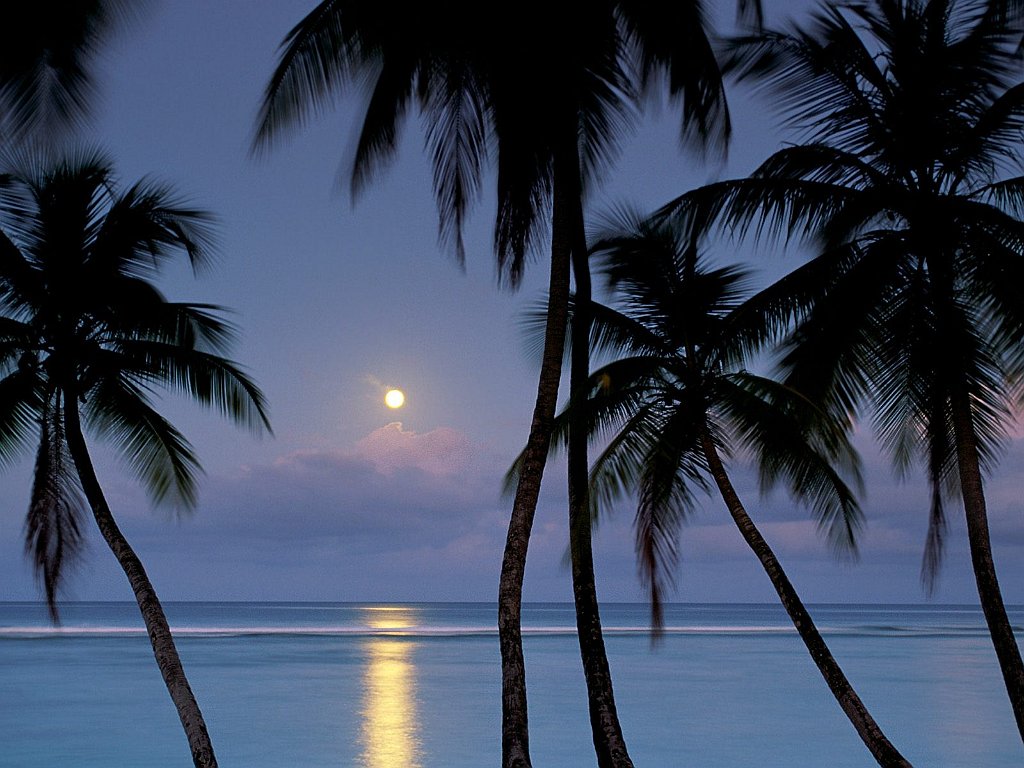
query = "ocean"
xmin=1 ymin=602 xmax=1020 ymax=767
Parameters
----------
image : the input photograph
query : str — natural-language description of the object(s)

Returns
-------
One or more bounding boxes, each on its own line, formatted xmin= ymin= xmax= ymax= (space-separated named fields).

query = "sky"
xmin=0 ymin=0 xmax=1022 ymax=607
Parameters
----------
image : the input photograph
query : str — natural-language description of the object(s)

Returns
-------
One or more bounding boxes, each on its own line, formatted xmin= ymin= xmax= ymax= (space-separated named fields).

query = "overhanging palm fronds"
xmin=0 ymin=0 xmax=138 ymax=141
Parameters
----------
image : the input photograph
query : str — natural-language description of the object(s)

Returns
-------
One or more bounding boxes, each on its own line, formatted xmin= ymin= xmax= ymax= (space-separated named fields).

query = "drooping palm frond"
xmin=587 ymin=399 xmax=677 ymax=514
xmin=0 ymin=0 xmax=139 ymax=141
xmin=423 ymin=61 xmax=489 ymax=267
xmin=632 ymin=403 xmax=707 ymax=632
xmin=775 ymin=232 xmax=909 ymax=419
xmin=947 ymin=82 xmax=1024 ymax=184
xmin=717 ymin=373 xmax=863 ymax=553
xmin=102 ymin=297 xmax=239 ymax=355
xmin=92 ymin=337 xmax=270 ymax=432
xmin=656 ymin=175 xmax=862 ymax=249
xmin=84 ymin=374 xmax=201 ymax=509
xmin=254 ymin=0 xmax=372 ymax=150
xmin=24 ymin=390 xmax=86 ymax=621
xmin=350 ymin=54 xmax=421 ymax=196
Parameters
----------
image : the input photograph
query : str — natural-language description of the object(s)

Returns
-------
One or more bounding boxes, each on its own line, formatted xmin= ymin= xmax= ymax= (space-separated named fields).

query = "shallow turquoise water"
xmin=1 ymin=602 xmax=1020 ymax=766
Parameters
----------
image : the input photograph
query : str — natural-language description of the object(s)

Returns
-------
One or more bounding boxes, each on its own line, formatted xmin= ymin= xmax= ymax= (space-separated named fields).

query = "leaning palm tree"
xmin=0 ymin=150 xmax=270 ymax=768
xmin=254 ymin=4 xmax=738 ymax=764
xmin=659 ymin=0 xmax=1024 ymax=741
xmin=1 ymin=0 xmax=137 ymax=141
xmin=519 ymin=212 xmax=911 ymax=766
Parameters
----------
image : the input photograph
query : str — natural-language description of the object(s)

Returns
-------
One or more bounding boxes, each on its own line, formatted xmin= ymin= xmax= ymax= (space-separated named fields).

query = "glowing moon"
xmin=384 ymin=389 xmax=405 ymax=409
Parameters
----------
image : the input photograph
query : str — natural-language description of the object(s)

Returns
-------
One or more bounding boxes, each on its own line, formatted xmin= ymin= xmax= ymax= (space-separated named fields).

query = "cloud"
xmin=353 ymin=421 xmax=474 ymax=476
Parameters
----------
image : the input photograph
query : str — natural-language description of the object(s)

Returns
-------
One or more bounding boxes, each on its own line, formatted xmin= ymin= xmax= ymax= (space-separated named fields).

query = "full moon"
xmin=384 ymin=389 xmax=405 ymax=409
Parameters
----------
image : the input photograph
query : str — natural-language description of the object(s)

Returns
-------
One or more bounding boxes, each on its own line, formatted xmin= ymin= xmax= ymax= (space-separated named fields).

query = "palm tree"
xmin=254 ymin=4 xmax=738 ymax=765
xmin=659 ymin=0 xmax=1024 ymax=742
xmin=0 ymin=150 xmax=270 ymax=768
xmin=521 ymin=211 xmax=911 ymax=766
xmin=1 ymin=0 xmax=136 ymax=141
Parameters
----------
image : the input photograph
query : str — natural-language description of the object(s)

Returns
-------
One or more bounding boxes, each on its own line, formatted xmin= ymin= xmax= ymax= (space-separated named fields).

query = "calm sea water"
xmin=1 ymin=602 xmax=1021 ymax=767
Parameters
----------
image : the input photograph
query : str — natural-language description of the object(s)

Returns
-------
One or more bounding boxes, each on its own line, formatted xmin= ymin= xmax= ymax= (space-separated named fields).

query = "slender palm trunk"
xmin=565 ymin=148 xmax=633 ymax=768
xmin=951 ymin=394 xmax=1024 ymax=742
xmin=699 ymin=426 xmax=911 ymax=768
xmin=64 ymin=396 xmax=218 ymax=768
xmin=498 ymin=163 xmax=574 ymax=768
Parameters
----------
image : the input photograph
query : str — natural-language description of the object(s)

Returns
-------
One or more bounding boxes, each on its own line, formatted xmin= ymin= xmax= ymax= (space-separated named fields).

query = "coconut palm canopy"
xmin=513 ymin=212 xmax=864 ymax=622
xmin=0 ymin=150 xmax=269 ymax=613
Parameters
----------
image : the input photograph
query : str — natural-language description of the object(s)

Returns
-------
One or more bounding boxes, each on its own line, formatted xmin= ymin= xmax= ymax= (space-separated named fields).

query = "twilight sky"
xmin=1 ymin=0 xmax=1022 ymax=607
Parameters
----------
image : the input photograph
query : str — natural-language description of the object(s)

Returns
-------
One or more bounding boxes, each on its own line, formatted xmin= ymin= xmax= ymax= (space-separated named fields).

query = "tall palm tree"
xmin=254 ymin=4 xmax=737 ymax=765
xmin=659 ymin=0 xmax=1024 ymax=742
xmin=1 ymin=0 xmax=137 ymax=141
xmin=0 ymin=150 xmax=270 ymax=768
xmin=521 ymin=211 xmax=911 ymax=766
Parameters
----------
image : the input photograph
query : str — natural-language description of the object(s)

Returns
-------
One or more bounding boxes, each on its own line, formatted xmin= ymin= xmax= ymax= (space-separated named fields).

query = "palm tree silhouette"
xmin=1 ymin=1 xmax=136 ymax=141
xmin=520 ymin=211 xmax=910 ymax=766
xmin=0 ymin=150 xmax=270 ymax=768
xmin=660 ymin=0 xmax=1024 ymax=742
xmin=253 ymin=4 xmax=739 ymax=764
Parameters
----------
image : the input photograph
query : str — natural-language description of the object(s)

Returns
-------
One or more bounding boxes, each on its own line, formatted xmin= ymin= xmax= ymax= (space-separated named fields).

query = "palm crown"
xmin=664 ymin=0 xmax=1024 ymax=579
xmin=0 ymin=150 xmax=269 ymax=615
xmin=255 ymin=0 xmax=732 ymax=284
xmin=525 ymin=212 xmax=863 ymax=625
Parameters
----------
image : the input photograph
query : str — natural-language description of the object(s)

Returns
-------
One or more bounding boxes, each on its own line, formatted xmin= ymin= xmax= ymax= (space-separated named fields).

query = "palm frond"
xmin=618 ymin=0 xmax=731 ymax=155
xmin=0 ymin=365 xmax=44 ymax=466
xmin=948 ymin=82 xmax=1024 ymax=184
xmin=779 ymin=232 xmax=912 ymax=419
xmin=633 ymin=404 xmax=708 ymax=633
xmin=718 ymin=373 xmax=863 ymax=554
xmin=0 ymin=0 xmax=138 ymax=141
xmin=253 ymin=0 xmax=361 ymax=151
xmin=93 ymin=177 xmax=217 ymax=275
xmin=491 ymin=123 xmax=552 ymax=288
xmin=423 ymin=61 xmax=488 ymax=266
xmin=84 ymin=375 xmax=201 ymax=509
xmin=967 ymin=176 xmax=1024 ymax=220
xmin=103 ymin=298 xmax=239 ymax=355
xmin=347 ymin=55 xmax=419 ymax=198
xmin=656 ymin=175 xmax=860 ymax=249
xmin=104 ymin=341 xmax=271 ymax=434
xmin=24 ymin=390 xmax=86 ymax=621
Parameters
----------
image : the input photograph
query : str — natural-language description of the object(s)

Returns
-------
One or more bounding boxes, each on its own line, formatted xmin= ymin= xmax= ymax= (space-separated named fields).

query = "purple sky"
xmin=0 ymin=0 xmax=1022 ymax=607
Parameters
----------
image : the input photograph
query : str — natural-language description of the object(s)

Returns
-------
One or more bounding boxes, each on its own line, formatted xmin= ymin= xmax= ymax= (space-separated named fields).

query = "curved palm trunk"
xmin=64 ymin=397 xmax=218 ymax=768
xmin=699 ymin=427 xmax=911 ymax=768
xmin=498 ymin=165 xmax=574 ymax=768
xmin=566 ymin=149 xmax=633 ymax=768
xmin=952 ymin=395 xmax=1024 ymax=742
